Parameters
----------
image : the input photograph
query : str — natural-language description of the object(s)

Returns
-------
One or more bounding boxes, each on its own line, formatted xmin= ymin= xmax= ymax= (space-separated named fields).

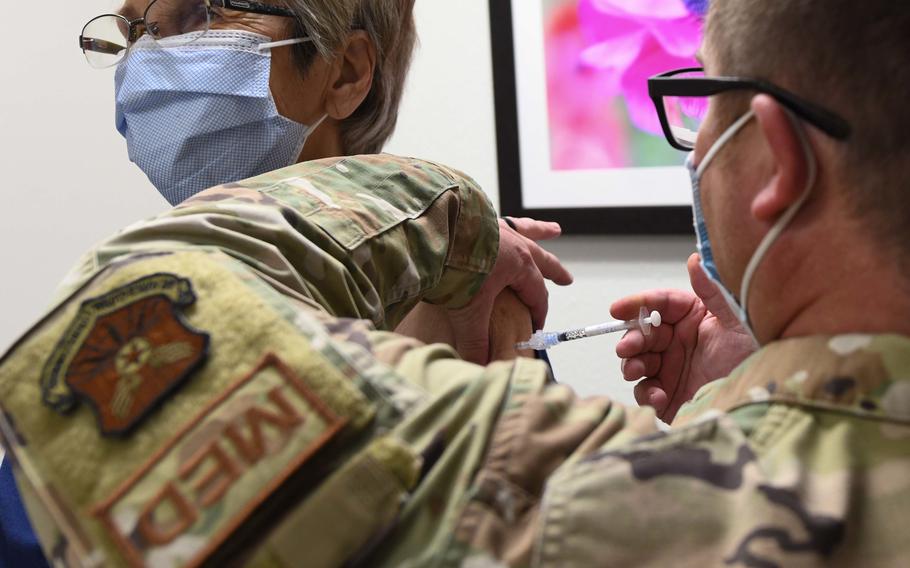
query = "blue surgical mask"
xmin=114 ymin=30 xmax=326 ymax=205
xmin=688 ymin=109 xmax=817 ymax=345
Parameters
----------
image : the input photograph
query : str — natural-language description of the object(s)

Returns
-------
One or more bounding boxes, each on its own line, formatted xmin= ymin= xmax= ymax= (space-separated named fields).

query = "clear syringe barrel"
xmin=516 ymin=307 xmax=662 ymax=351
xmin=572 ymin=307 xmax=661 ymax=339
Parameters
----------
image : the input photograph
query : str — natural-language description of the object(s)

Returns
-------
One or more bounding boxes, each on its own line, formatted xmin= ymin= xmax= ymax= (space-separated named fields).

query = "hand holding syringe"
xmin=516 ymin=307 xmax=662 ymax=351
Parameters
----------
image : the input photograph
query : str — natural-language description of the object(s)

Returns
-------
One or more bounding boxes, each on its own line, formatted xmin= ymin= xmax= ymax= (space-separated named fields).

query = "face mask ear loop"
xmin=739 ymin=110 xmax=819 ymax=332
xmin=257 ymin=37 xmax=313 ymax=52
xmin=690 ymin=109 xmax=758 ymax=344
xmin=696 ymin=110 xmax=757 ymax=178
xmin=305 ymin=113 xmax=328 ymax=137
xmin=287 ymin=113 xmax=329 ymax=165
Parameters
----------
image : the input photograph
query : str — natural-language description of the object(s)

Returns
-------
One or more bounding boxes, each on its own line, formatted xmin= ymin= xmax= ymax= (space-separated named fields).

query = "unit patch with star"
xmin=41 ymin=273 xmax=210 ymax=437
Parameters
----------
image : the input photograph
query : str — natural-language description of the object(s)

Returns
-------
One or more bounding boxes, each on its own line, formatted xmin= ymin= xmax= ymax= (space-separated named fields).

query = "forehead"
xmin=117 ymin=0 xmax=146 ymax=19
xmin=117 ymin=0 xmax=290 ymax=19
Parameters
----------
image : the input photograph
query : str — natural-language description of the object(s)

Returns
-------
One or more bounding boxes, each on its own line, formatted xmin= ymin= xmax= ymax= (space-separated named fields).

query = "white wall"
xmin=0 ymin=1 xmax=693 ymax=405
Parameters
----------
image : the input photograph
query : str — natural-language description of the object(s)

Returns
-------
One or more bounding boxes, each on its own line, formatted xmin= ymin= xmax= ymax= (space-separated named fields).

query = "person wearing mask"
xmin=3 ymin=0 xmax=908 ymax=565
xmin=80 ymin=0 xmax=570 ymax=362
xmin=0 ymin=3 xmax=571 ymax=565
xmin=85 ymin=0 xmax=416 ymax=205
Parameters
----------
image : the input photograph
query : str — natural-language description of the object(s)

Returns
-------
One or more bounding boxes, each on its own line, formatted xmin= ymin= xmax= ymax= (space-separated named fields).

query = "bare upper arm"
xmin=394 ymin=289 xmax=535 ymax=363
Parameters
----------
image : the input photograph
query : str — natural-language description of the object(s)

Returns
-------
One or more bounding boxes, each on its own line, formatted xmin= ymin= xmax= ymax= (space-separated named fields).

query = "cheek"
xmin=699 ymin=167 xmax=727 ymax=241
xmin=693 ymin=103 xmax=722 ymax=164
xmin=700 ymin=164 xmax=753 ymax=288
xmin=268 ymin=53 xmax=324 ymax=123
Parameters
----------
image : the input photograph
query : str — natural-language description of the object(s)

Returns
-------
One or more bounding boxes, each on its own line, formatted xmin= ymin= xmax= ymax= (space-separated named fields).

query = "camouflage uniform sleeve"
xmin=307 ymin=320 xmax=672 ymax=567
xmin=16 ymin=153 xmax=904 ymax=567
xmin=0 ymin=245 xmax=519 ymax=568
xmin=7 ymin=210 xmax=905 ymax=566
xmin=327 ymin=330 xmax=910 ymax=567
xmin=58 ymin=154 xmax=500 ymax=331
xmin=0 ymin=243 xmax=590 ymax=568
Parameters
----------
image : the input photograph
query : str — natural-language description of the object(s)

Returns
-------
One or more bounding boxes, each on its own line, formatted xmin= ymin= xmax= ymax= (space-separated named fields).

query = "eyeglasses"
xmin=79 ymin=0 xmax=298 ymax=69
xmin=648 ymin=67 xmax=852 ymax=151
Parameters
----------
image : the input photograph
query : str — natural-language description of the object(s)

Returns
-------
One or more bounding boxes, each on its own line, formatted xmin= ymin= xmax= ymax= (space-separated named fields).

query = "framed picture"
xmin=489 ymin=0 xmax=706 ymax=234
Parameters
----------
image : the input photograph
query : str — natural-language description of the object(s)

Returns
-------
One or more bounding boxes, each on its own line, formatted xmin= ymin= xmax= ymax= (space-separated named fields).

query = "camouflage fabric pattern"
xmin=58 ymin=154 xmax=500 ymax=330
xmin=0 ymin=154 xmax=500 ymax=567
xmin=0 ymin=251 xmax=383 ymax=567
xmin=1 ymin=154 xmax=908 ymax=566
xmin=532 ymin=335 xmax=910 ymax=567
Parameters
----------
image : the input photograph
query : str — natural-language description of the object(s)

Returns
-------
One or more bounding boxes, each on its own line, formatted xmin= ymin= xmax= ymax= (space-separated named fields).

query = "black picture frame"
xmin=488 ymin=0 xmax=694 ymax=235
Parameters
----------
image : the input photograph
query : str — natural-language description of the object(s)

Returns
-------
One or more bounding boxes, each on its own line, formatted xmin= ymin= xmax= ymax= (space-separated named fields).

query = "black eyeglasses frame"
xmin=648 ymin=67 xmax=852 ymax=151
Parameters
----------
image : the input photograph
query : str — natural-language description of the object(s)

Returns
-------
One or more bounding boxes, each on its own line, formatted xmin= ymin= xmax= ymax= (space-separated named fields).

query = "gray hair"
xmin=284 ymin=0 xmax=418 ymax=155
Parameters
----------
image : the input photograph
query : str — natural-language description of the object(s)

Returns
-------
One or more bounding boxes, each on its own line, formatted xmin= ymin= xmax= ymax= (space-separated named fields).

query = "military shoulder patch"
xmin=93 ymin=353 xmax=348 ymax=568
xmin=41 ymin=273 xmax=209 ymax=437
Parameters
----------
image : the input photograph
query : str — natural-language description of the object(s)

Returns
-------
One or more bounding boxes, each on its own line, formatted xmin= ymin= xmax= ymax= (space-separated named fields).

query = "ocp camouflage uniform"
xmin=0 ymin=155 xmax=907 ymax=568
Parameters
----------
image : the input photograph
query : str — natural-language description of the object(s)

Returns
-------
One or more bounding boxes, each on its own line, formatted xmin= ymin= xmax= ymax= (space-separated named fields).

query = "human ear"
xmin=324 ymin=30 xmax=377 ymax=120
xmin=750 ymin=94 xmax=811 ymax=222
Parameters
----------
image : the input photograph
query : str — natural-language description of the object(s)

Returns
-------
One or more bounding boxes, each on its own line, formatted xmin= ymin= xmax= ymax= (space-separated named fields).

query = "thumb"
xmin=686 ymin=253 xmax=742 ymax=330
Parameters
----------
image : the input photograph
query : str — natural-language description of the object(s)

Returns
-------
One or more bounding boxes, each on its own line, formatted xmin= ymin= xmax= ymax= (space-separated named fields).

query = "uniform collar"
xmin=674 ymin=334 xmax=910 ymax=427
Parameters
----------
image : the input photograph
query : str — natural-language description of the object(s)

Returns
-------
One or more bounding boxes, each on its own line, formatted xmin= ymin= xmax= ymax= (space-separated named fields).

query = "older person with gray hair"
xmin=78 ymin=0 xmax=572 ymax=364
xmin=80 ymin=0 xmax=420 ymax=203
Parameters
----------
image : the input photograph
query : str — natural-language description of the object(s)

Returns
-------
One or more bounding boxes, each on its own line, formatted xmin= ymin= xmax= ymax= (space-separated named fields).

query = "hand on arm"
xmin=610 ymin=254 xmax=757 ymax=423
xmin=446 ymin=218 xmax=573 ymax=364
xmin=394 ymin=288 xmax=536 ymax=362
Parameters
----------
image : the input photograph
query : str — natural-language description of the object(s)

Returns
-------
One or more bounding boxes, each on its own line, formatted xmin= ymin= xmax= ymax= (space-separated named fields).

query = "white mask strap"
xmin=696 ymin=110 xmax=756 ymax=178
xmin=304 ymin=113 xmax=328 ymax=137
xmin=739 ymin=110 xmax=818 ymax=317
xmin=257 ymin=37 xmax=313 ymax=52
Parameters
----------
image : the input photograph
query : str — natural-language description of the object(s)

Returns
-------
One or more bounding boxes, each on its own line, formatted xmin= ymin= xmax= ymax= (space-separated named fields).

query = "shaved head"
xmin=706 ymin=0 xmax=910 ymax=267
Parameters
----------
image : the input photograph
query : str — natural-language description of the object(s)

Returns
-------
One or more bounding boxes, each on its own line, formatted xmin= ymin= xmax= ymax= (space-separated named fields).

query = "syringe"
xmin=516 ymin=307 xmax=662 ymax=351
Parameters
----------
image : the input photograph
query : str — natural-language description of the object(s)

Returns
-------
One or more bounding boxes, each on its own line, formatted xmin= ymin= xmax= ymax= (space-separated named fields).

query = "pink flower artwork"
xmin=544 ymin=0 xmax=703 ymax=170
xmin=546 ymin=4 xmax=629 ymax=169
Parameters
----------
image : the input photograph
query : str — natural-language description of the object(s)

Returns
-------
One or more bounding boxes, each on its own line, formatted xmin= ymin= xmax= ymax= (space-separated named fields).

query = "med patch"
xmin=40 ymin=273 xmax=209 ymax=436
xmin=93 ymin=353 xmax=348 ymax=567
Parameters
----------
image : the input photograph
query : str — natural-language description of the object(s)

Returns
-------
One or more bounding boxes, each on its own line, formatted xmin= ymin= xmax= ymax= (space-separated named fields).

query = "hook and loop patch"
xmin=40 ymin=273 xmax=209 ymax=437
